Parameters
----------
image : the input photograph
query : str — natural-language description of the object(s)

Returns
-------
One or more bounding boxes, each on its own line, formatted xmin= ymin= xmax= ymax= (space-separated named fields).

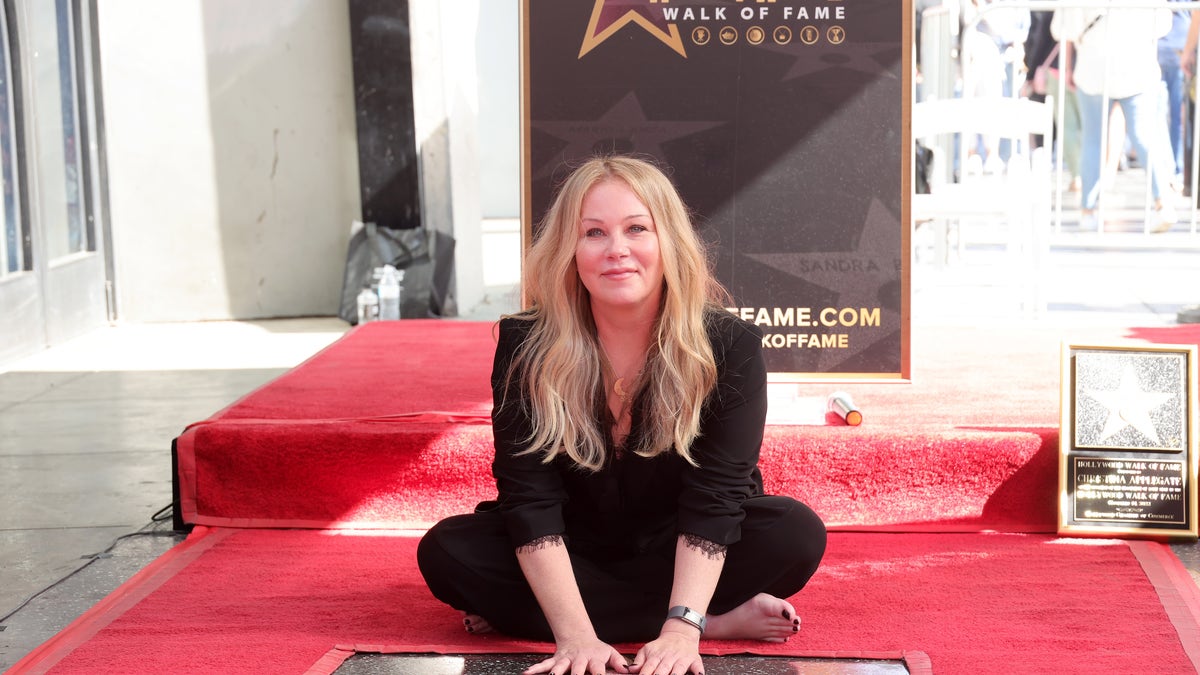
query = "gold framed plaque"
xmin=1059 ymin=342 xmax=1198 ymax=539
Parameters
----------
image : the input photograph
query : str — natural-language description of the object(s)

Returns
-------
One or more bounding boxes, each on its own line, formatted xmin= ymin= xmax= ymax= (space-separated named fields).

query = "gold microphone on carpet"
xmin=827 ymin=391 xmax=862 ymax=426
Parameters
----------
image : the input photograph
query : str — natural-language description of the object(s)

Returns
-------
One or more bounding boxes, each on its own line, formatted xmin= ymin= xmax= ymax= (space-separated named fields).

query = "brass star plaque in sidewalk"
xmin=1059 ymin=343 xmax=1198 ymax=539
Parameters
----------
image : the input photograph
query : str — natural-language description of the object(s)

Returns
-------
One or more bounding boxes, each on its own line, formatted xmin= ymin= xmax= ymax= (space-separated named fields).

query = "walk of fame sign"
xmin=1059 ymin=343 xmax=1199 ymax=539
xmin=521 ymin=0 xmax=913 ymax=380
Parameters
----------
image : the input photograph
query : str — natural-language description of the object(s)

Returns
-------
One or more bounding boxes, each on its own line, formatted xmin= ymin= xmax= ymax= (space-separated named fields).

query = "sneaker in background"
xmin=1151 ymin=203 xmax=1177 ymax=233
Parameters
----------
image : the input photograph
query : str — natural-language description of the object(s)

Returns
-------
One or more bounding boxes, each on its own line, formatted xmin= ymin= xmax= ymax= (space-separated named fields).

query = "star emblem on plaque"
xmin=1077 ymin=354 xmax=1184 ymax=450
xmin=1059 ymin=343 xmax=1199 ymax=540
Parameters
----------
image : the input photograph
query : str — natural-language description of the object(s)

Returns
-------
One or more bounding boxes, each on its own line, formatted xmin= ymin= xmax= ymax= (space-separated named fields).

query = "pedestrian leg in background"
xmin=1046 ymin=69 xmax=1083 ymax=191
xmin=1076 ymin=89 xmax=1106 ymax=229
xmin=1117 ymin=89 xmax=1179 ymax=232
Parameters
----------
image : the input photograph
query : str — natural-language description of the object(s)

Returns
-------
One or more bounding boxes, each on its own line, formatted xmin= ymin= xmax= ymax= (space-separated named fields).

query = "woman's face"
xmin=575 ymin=179 xmax=664 ymax=316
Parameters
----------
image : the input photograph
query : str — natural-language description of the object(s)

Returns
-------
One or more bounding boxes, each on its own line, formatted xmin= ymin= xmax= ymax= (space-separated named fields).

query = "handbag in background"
xmin=1032 ymin=43 xmax=1059 ymax=96
xmin=338 ymin=221 xmax=430 ymax=324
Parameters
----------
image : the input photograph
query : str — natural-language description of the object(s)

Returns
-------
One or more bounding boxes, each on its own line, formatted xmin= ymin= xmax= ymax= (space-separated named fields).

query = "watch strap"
xmin=666 ymin=605 xmax=707 ymax=634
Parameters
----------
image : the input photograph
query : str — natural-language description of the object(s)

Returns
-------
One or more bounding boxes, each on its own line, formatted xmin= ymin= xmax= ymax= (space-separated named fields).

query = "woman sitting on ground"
xmin=417 ymin=155 xmax=827 ymax=675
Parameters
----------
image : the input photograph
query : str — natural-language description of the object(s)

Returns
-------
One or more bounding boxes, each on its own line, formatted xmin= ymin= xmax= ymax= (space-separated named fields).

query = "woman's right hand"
xmin=523 ymin=636 xmax=630 ymax=675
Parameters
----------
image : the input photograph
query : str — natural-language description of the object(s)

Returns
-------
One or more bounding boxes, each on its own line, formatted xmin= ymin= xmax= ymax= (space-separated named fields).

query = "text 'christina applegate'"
xmin=1059 ymin=343 xmax=1199 ymax=540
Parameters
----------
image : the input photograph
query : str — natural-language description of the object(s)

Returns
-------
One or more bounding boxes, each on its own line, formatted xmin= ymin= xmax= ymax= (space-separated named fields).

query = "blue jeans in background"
xmin=1077 ymin=88 xmax=1173 ymax=211
xmin=1160 ymin=47 xmax=1186 ymax=180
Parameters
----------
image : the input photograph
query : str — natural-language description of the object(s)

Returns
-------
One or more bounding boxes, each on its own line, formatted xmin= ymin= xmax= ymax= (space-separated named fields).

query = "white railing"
xmin=920 ymin=0 xmax=1200 ymax=237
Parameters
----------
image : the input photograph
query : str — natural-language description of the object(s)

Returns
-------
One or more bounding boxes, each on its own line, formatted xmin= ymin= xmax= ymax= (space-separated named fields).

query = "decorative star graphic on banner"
xmin=580 ymin=0 xmax=686 ymax=58
xmin=768 ymin=42 xmax=899 ymax=82
xmin=1084 ymin=364 xmax=1174 ymax=444
xmin=746 ymin=198 xmax=902 ymax=371
xmin=531 ymin=92 xmax=725 ymax=178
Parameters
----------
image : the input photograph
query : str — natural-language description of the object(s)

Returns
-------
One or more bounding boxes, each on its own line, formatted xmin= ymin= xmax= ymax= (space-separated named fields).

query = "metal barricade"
xmin=919 ymin=0 xmax=1200 ymax=238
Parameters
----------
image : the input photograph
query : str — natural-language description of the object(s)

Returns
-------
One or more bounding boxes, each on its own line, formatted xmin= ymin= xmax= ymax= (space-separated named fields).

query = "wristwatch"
xmin=666 ymin=605 xmax=706 ymax=634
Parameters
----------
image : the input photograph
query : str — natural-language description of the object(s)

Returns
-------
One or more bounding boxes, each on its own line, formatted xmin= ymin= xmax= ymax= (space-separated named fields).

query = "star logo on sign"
xmin=531 ymin=92 xmax=725 ymax=179
xmin=770 ymin=41 xmax=899 ymax=81
xmin=746 ymin=198 xmax=902 ymax=372
xmin=1084 ymin=364 xmax=1174 ymax=444
xmin=580 ymin=0 xmax=686 ymax=58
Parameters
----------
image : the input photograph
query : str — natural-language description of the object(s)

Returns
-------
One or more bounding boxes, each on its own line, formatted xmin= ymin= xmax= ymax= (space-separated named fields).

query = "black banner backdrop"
xmin=521 ymin=0 xmax=912 ymax=380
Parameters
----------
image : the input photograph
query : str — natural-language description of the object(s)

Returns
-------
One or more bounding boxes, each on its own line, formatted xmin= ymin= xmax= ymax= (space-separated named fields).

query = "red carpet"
xmin=14 ymin=320 xmax=1200 ymax=673
xmin=13 ymin=528 xmax=1200 ymax=674
xmin=176 ymin=321 xmax=1200 ymax=532
xmin=174 ymin=320 xmax=1091 ymax=532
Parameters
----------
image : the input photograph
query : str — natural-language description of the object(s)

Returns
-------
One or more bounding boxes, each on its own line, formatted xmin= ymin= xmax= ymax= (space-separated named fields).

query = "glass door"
xmin=0 ymin=0 xmax=108 ymax=364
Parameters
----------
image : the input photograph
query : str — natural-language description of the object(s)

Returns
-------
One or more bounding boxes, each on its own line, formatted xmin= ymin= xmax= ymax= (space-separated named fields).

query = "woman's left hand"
xmin=628 ymin=626 xmax=703 ymax=675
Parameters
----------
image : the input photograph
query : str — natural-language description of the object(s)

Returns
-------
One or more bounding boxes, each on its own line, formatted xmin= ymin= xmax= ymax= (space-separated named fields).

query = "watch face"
xmin=668 ymin=606 xmax=706 ymax=632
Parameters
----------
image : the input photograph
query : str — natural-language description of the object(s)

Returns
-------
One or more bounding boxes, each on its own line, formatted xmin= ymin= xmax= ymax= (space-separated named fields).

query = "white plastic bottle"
xmin=377 ymin=264 xmax=401 ymax=320
xmin=356 ymin=287 xmax=379 ymax=324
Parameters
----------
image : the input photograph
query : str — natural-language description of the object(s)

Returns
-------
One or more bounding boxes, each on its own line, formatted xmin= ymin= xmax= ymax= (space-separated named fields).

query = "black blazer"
xmin=489 ymin=310 xmax=768 ymax=558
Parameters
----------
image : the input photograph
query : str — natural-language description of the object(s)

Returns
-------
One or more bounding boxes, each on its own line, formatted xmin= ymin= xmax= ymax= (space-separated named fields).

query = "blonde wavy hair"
xmin=505 ymin=155 xmax=732 ymax=471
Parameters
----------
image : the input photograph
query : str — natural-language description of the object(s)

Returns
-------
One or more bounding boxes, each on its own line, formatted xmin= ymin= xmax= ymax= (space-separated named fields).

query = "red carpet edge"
xmin=8 ymin=527 xmax=231 ymax=675
xmin=1130 ymin=540 xmax=1200 ymax=671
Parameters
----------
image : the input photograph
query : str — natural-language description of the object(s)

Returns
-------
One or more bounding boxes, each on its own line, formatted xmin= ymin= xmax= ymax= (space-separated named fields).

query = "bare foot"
xmin=462 ymin=612 xmax=494 ymax=634
xmin=703 ymin=593 xmax=799 ymax=642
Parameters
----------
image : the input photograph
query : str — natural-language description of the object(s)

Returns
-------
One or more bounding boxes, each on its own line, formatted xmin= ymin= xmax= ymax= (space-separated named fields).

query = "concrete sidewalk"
xmin=913 ymin=162 xmax=1200 ymax=328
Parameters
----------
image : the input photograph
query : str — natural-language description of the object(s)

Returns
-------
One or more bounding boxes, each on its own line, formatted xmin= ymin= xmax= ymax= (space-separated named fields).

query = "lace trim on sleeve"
xmin=682 ymin=533 xmax=728 ymax=560
xmin=515 ymin=534 xmax=564 ymax=554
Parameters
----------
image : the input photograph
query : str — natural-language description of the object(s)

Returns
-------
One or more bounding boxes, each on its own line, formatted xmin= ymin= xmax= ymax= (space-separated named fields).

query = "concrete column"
xmin=408 ymin=0 xmax=484 ymax=317
xmin=98 ymin=0 xmax=361 ymax=321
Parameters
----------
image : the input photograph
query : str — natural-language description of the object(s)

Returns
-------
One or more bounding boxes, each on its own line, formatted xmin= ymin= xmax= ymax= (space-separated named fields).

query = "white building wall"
xmin=97 ymin=0 xmax=361 ymax=321
xmin=477 ymin=0 xmax=520 ymax=219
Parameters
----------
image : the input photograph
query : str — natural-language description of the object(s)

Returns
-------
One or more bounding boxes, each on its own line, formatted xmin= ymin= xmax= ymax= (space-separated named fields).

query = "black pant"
xmin=416 ymin=495 xmax=827 ymax=643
